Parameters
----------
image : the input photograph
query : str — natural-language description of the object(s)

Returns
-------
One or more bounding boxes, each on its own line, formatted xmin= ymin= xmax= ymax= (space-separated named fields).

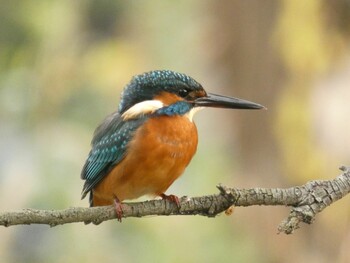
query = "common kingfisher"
xmin=81 ymin=70 xmax=264 ymax=221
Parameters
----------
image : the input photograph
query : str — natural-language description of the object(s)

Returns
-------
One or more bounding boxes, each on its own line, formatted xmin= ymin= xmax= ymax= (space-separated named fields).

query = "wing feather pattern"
xmin=81 ymin=111 xmax=147 ymax=199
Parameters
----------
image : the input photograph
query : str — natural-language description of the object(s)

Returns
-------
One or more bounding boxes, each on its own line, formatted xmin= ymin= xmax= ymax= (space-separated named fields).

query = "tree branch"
xmin=1 ymin=166 xmax=349 ymax=234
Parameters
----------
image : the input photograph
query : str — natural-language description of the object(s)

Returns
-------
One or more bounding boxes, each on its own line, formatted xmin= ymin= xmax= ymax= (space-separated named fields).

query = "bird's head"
xmin=118 ymin=70 xmax=264 ymax=121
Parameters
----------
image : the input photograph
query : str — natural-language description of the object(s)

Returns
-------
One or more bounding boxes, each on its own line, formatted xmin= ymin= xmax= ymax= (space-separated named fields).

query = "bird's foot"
xmin=160 ymin=193 xmax=181 ymax=208
xmin=113 ymin=195 xmax=123 ymax=222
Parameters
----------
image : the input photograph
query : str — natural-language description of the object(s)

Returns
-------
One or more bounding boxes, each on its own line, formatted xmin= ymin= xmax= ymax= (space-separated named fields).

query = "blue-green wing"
xmin=81 ymin=112 xmax=146 ymax=199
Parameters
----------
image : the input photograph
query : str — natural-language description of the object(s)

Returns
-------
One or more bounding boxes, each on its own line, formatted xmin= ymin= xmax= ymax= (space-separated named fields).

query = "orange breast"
xmin=92 ymin=115 xmax=198 ymax=206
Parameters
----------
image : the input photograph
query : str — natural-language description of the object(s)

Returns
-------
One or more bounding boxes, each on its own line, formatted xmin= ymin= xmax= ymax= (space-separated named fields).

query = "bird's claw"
xmin=160 ymin=193 xmax=181 ymax=208
xmin=113 ymin=196 xmax=123 ymax=222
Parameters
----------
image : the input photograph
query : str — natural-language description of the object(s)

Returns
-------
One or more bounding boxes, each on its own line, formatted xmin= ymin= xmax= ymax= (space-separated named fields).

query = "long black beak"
xmin=194 ymin=93 xmax=265 ymax=110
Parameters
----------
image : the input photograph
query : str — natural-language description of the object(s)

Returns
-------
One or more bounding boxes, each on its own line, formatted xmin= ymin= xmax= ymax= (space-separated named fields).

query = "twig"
xmin=0 ymin=166 xmax=349 ymax=234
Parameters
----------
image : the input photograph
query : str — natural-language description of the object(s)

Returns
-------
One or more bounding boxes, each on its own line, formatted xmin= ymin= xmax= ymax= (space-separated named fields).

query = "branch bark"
xmin=1 ymin=166 xmax=349 ymax=234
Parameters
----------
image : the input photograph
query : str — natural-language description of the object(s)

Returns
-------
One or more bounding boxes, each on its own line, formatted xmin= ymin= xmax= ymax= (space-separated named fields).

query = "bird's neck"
xmin=155 ymin=101 xmax=202 ymax=122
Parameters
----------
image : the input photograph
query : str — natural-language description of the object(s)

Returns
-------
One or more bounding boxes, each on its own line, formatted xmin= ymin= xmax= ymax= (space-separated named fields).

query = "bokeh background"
xmin=1 ymin=0 xmax=350 ymax=262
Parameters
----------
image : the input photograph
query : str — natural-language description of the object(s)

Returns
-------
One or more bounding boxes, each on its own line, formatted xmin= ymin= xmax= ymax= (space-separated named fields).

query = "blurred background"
xmin=1 ymin=0 xmax=350 ymax=262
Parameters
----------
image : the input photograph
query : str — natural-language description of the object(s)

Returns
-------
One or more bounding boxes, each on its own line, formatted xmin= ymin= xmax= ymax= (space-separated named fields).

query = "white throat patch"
xmin=122 ymin=100 xmax=164 ymax=120
xmin=185 ymin=107 xmax=203 ymax=122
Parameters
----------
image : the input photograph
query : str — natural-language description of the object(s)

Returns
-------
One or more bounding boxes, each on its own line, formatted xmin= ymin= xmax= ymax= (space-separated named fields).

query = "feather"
xmin=80 ymin=111 xmax=147 ymax=199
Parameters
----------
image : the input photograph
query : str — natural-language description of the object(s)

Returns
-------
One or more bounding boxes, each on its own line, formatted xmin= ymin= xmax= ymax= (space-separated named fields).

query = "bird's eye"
xmin=179 ymin=89 xmax=189 ymax=98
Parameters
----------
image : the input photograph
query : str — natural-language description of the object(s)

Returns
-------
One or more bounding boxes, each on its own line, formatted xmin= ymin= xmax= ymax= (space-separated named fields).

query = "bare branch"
xmin=1 ymin=166 xmax=349 ymax=234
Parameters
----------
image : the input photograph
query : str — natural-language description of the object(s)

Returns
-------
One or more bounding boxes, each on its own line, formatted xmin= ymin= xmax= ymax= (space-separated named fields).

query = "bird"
xmin=81 ymin=70 xmax=264 ymax=221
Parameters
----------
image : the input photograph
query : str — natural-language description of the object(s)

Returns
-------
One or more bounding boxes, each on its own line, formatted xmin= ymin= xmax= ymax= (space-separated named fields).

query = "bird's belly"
xmin=92 ymin=115 xmax=198 ymax=205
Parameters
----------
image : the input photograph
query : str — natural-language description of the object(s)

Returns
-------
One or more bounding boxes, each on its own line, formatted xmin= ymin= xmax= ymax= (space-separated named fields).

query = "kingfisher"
xmin=81 ymin=70 xmax=264 ymax=221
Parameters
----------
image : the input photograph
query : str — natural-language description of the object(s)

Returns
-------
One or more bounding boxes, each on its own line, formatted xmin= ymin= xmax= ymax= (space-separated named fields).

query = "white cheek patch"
xmin=122 ymin=100 xmax=164 ymax=120
xmin=185 ymin=107 xmax=203 ymax=122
